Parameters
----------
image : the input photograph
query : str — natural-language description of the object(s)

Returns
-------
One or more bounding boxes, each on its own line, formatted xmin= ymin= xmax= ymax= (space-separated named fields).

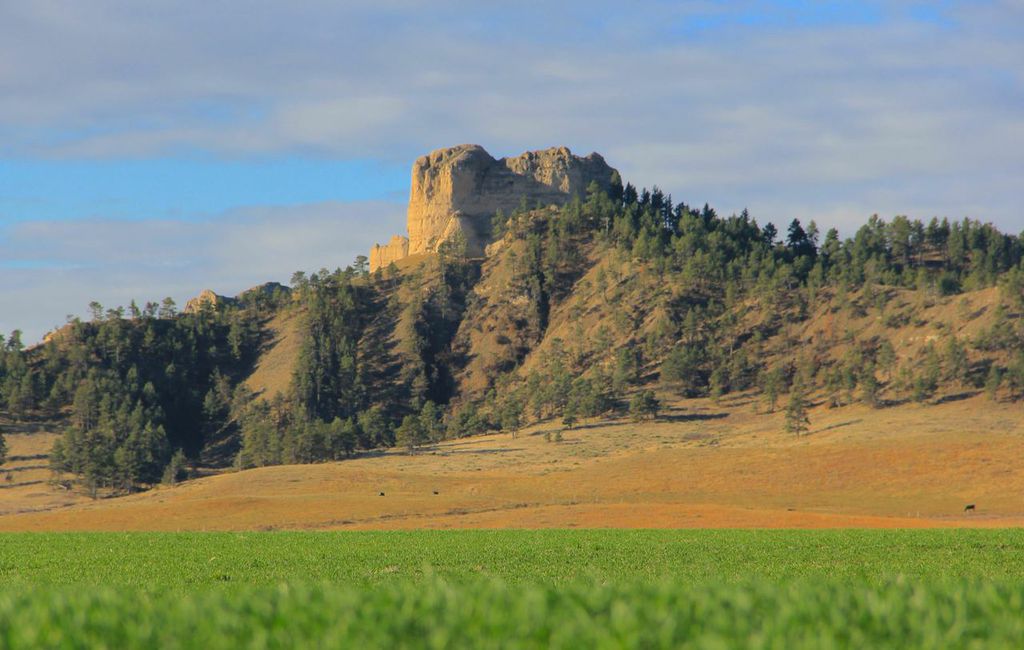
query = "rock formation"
xmin=369 ymin=235 xmax=409 ymax=273
xmin=183 ymin=282 xmax=291 ymax=314
xmin=184 ymin=289 xmax=231 ymax=314
xmin=370 ymin=144 xmax=618 ymax=271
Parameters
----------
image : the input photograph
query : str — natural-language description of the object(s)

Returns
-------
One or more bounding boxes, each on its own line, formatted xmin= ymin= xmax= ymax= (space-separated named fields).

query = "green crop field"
xmin=2 ymin=529 xmax=1024 ymax=648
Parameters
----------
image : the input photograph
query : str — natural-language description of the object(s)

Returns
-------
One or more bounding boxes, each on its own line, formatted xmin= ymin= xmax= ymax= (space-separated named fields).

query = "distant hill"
xmin=4 ymin=144 xmax=1024 ymax=497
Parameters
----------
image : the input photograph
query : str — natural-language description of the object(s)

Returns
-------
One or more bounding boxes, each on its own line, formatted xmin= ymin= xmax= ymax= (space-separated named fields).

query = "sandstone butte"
xmin=369 ymin=144 xmax=619 ymax=272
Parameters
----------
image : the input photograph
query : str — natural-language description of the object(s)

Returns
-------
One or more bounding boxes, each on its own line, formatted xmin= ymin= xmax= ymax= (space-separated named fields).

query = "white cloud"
xmin=0 ymin=201 xmax=405 ymax=342
xmin=0 ymin=1 xmax=1022 ymax=335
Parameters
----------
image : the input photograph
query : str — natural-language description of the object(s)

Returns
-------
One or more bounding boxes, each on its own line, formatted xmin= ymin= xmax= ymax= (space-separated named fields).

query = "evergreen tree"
xmin=419 ymin=401 xmax=444 ymax=443
xmin=498 ymin=397 xmax=524 ymax=438
xmin=784 ymin=382 xmax=811 ymax=437
xmin=944 ymin=336 xmax=969 ymax=387
xmin=985 ymin=364 xmax=1002 ymax=401
xmin=162 ymin=449 xmax=189 ymax=484
xmin=761 ymin=366 xmax=783 ymax=413
xmin=629 ymin=390 xmax=659 ymax=422
xmin=395 ymin=414 xmax=426 ymax=453
xmin=561 ymin=398 xmax=578 ymax=430
xmin=859 ymin=363 xmax=880 ymax=408
xmin=358 ymin=406 xmax=391 ymax=448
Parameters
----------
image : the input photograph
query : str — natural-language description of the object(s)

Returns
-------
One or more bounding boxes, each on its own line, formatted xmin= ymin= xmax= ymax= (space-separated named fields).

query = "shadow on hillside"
xmin=0 ymin=480 xmax=45 ymax=489
xmin=0 ymin=419 xmax=55 ymax=435
xmin=410 ymin=447 xmax=518 ymax=456
xmin=812 ymin=419 xmax=863 ymax=435
xmin=660 ymin=412 xmax=729 ymax=423
xmin=934 ymin=390 xmax=980 ymax=405
xmin=6 ymin=454 xmax=48 ymax=462
xmin=1 ymin=464 xmax=48 ymax=473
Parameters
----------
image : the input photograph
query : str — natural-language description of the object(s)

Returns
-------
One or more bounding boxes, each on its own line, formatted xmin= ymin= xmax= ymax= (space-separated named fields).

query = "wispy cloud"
xmin=0 ymin=0 xmax=1021 ymax=338
xmin=0 ymin=201 xmax=405 ymax=341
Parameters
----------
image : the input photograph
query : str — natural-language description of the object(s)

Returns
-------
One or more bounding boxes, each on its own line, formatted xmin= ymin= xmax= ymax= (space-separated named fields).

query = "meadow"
xmin=3 ymin=529 xmax=1024 ymax=648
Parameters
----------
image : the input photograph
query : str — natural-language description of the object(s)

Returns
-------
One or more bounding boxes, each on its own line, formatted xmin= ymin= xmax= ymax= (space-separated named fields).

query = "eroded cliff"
xmin=370 ymin=144 xmax=617 ymax=271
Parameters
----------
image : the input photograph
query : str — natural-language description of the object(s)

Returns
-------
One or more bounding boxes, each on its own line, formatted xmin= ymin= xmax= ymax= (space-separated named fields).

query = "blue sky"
xmin=0 ymin=158 xmax=407 ymax=222
xmin=1 ymin=0 xmax=1022 ymax=341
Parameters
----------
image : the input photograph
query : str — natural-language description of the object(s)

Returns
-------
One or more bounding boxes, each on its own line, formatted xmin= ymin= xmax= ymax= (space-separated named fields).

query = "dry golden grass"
xmin=243 ymin=309 xmax=303 ymax=401
xmin=0 ymin=418 xmax=86 ymax=516
xmin=1 ymin=393 xmax=1020 ymax=531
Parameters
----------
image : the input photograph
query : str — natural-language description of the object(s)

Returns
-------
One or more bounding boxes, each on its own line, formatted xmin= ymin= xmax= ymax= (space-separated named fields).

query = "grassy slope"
xmin=0 ymin=416 xmax=84 ymax=516
xmin=1 ymin=392 xmax=1022 ymax=531
xmin=242 ymin=309 xmax=303 ymax=402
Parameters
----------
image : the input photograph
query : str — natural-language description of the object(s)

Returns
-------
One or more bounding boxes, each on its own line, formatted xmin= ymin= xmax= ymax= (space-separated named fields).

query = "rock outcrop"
xmin=184 ymin=289 xmax=232 ymax=314
xmin=183 ymin=283 xmax=291 ymax=314
xmin=369 ymin=235 xmax=410 ymax=272
xmin=370 ymin=144 xmax=618 ymax=271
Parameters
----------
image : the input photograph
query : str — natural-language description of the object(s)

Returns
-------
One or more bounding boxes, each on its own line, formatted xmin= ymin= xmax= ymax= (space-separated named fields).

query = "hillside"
xmin=1 ymin=393 xmax=1022 ymax=531
xmin=242 ymin=309 xmax=303 ymax=402
xmin=2 ymin=144 xmax=1024 ymax=507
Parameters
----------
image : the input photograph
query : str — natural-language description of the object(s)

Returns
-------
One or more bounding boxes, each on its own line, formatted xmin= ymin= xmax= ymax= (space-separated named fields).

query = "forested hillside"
xmin=5 ymin=179 xmax=1024 ymax=495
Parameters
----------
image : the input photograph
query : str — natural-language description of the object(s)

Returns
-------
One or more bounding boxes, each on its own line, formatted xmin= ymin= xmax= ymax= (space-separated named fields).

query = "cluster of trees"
xmin=403 ymin=239 xmax=479 ymax=408
xmin=236 ymin=249 xmax=484 ymax=467
xmin=37 ymin=300 xmax=262 ymax=492
xmin=0 ymin=331 xmax=40 ymax=419
xmin=234 ymin=267 xmax=387 ymax=469
xmin=604 ymin=182 xmax=1022 ymax=295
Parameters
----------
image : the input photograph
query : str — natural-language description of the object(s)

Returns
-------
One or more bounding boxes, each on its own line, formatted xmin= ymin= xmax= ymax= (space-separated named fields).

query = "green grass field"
xmin=2 ymin=530 xmax=1024 ymax=648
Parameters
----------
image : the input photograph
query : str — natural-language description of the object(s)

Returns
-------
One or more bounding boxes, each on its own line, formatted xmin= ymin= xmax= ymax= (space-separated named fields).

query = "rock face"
xmin=369 ymin=235 xmax=410 ymax=272
xmin=184 ymin=289 xmax=232 ymax=314
xmin=370 ymin=144 xmax=618 ymax=271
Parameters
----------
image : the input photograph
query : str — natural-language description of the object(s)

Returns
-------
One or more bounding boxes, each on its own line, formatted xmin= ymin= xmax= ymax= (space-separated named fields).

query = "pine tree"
xmin=877 ymin=339 xmax=896 ymax=382
xmin=629 ymin=390 xmax=659 ymax=422
xmin=859 ymin=363 xmax=880 ymax=408
xmin=419 ymin=401 xmax=444 ymax=443
xmin=498 ymin=398 xmax=524 ymax=438
xmin=784 ymin=382 xmax=810 ymax=437
xmin=358 ymin=407 xmax=391 ymax=448
xmin=561 ymin=398 xmax=578 ymax=430
xmin=944 ymin=336 xmax=969 ymax=387
xmin=761 ymin=366 xmax=782 ymax=413
xmin=395 ymin=414 xmax=425 ymax=453
xmin=162 ymin=449 xmax=189 ymax=484
xmin=985 ymin=364 xmax=1002 ymax=402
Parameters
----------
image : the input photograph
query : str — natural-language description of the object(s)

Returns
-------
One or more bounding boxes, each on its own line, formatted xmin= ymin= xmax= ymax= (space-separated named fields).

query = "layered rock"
xmin=369 ymin=235 xmax=410 ymax=272
xmin=370 ymin=144 xmax=618 ymax=271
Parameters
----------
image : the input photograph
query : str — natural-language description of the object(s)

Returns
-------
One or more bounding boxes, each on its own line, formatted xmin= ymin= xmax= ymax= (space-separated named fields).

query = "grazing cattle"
xmin=433 ymin=490 xmax=439 ymax=495
xmin=379 ymin=492 xmax=385 ymax=497
xmin=964 ymin=504 xmax=976 ymax=513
